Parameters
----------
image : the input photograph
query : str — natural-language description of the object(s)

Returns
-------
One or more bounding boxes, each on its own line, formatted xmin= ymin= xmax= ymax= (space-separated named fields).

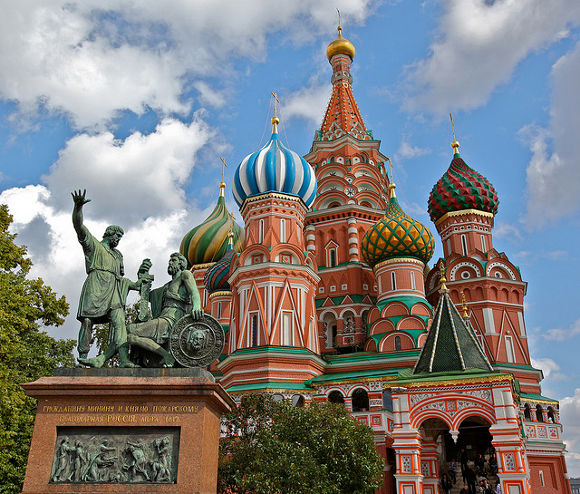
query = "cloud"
xmin=531 ymin=357 xmax=567 ymax=382
xmin=0 ymin=1 xmax=376 ymax=128
xmin=403 ymin=0 xmax=580 ymax=114
xmin=395 ymin=141 xmax=430 ymax=160
xmin=282 ymin=82 xmax=331 ymax=127
xmin=0 ymin=116 xmax=218 ymax=342
xmin=493 ymin=222 xmax=523 ymax=241
xmin=560 ymin=389 xmax=580 ymax=477
xmin=43 ymin=116 xmax=213 ymax=225
xmin=523 ymin=41 xmax=580 ymax=227
xmin=542 ymin=318 xmax=580 ymax=342
xmin=194 ymin=82 xmax=228 ymax=109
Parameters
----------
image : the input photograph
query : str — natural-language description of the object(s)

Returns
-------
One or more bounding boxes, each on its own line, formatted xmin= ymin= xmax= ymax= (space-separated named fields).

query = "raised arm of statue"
xmin=71 ymin=189 xmax=91 ymax=236
xmin=183 ymin=270 xmax=203 ymax=320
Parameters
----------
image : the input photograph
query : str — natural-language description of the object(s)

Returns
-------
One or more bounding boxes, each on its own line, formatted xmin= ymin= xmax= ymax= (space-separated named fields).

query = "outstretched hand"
xmin=191 ymin=309 xmax=204 ymax=321
xmin=71 ymin=189 xmax=91 ymax=207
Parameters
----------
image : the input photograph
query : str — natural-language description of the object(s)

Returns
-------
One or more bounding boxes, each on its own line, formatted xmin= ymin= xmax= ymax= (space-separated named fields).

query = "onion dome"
xmin=233 ymin=116 xmax=317 ymax=208
xmin=362 ymin=184 xmax=435 ymax=267
xmin=428 ymin=141 xmax=499 ymax=222
xmin=204 ymin=232 xmax=236 ymax=293
xmin=326 ymin=25 xmax=355 ymax=61
xmin=180 ymin=183 xmax=244 ymax=267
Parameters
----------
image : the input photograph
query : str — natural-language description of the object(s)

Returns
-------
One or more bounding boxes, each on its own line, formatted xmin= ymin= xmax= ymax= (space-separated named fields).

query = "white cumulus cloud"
xmin=542 ymin=319 xmax=580 ymax=342
xmin=0 ymin=0 xmax=376 ymax=128
xmin=403 ymin=0 xmax=580 ymax=114
xmin=523 ymin=41 xmax=580 ymax=227
xmin=560 ymin=389 xmax=580 ymax=477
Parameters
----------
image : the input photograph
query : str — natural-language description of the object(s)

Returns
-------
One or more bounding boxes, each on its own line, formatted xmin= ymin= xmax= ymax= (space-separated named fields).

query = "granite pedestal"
xmin=21 ymin=368 xmax=234 ymax=494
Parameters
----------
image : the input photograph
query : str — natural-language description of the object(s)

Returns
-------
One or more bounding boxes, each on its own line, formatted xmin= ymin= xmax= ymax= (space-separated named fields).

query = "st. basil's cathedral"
xmin=179 ymin=26 xmax=571 ymax=494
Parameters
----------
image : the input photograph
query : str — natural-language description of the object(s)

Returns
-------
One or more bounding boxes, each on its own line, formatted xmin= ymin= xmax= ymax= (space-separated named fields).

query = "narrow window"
xmin=283 ymin=312 xmax=292 ymax=346
xmin=202 ymin=289 xmax=207 ymax=307
xmin=296 ymin=224 xmax=300 ymax=239
xmin=410 ymin=271 xmax=416 ymax=290
xmin=280 ymin=219 xmax=286 ymax=243
xmin=391 ymin=272 xmax=397 ymax=291
xmin=461 ymin=234 xmax=468 ymax=256
xmin=539 ymin=470 xmax=545 ymax=487
xmin=536 ymin=405 xmax=544 ymax=423
xmin=480 ymin=234 xmax=486 ymax=252
xmin=329 ymin=248 xmax=337 ymax=267
xmin=259 ymin=219 xmax=264 ymax=243
xmin=394 ymin=335 xmax=401 ymax=351
xmin=251 ymin=314 xmax=259 ymax=347
xmin=505 ymin=335 xmax=515 ymax=363
xmin=217 ymin=302 xmax=222 ymax=319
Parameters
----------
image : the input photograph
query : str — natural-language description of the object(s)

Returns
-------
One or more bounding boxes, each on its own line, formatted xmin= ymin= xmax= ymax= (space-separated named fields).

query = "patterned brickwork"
xmin=428 ymin=154 xmax=499 ymax=222
xmin=362 ymin=194 xmax=435 ymax=267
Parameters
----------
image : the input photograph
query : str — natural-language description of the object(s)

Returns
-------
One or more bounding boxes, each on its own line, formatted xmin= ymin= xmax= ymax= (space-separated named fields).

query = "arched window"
xmin=547 ymin=407 xmax=556 ymax=423
xmin=461 ymin=234 xmax=468 ymax=256
xmin=272 ymin=394 xmax=284 ymax=402
xmin=391 ymin=272 xmax=397 ymax=290
xmin=524 ymin=404 xmax=531 ymax=420
xmin=292 ymin=395 xmax=305 ymax=407
xmin=536 ymin=405 xmax=544 ymax=423
xmin=394 ymin=335 xmax=402 ymax=351
xmin=352 ymin=389 xmax=369 ymax=412
xmin=328 ymin=391 xmax=345 ymax=405
xmin=329 ymin=248 xmax=337 ymax=267
xmin=382 ymin=389 xmax=393 ymax=411
xmin=258 ymin=219 xmax=264 ymax=243
xmin=280 ymin=218 xmax=286 ymax=243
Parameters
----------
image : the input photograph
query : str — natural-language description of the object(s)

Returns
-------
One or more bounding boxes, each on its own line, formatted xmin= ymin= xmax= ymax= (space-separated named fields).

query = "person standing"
xmin=72 ymin=189 xmax=144 ymax=367
xmin=441 ymin=473 xmax=453 ymax=494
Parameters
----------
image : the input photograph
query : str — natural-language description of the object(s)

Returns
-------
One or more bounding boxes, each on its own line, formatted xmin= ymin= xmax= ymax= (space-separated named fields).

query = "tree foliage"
xmin=218 ymin=394 xmax=384 ymax=494
xmin=0 ymin=205 xmax=75 ymax=494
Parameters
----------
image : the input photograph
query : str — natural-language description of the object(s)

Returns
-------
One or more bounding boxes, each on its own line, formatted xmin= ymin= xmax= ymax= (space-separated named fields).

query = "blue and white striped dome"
xmin=232 ymin=131 xmax=317 ymax=208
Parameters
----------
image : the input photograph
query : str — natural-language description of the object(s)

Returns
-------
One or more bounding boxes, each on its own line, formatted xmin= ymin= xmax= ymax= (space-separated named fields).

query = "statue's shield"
xmin=169 ymin=314 xmax=225 ymax=368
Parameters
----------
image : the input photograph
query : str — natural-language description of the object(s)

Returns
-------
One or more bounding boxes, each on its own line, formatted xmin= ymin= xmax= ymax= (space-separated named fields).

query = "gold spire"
xmin=461 ymin=291 xmax=469 ymax=318
xmin=450 ymin=113 xmax=460 ymax=155
xmin=219 ymin=157 xmax=228 ymax=196
xmin=439 ymin=263 xmax=448 ymax=292
xmin=227 ymin=229 xmax=234 ymax=247
xmin=271 ymin=91 xmax=280 ymax=134
xmin=326 ymin=14 xmax=356 ymax=62
xmin=386 ymin=157 xmax=396 ymax=198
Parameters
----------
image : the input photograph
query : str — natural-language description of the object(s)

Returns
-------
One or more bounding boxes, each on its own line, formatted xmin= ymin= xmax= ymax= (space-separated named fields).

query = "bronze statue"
xmin=127 ymin=253 xmax=203 ymax=367
xmin=71 ymin=189 xmax=147 ymax=367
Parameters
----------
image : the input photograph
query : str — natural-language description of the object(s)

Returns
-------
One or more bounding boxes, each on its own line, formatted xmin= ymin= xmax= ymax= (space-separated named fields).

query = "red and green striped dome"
xmin=204 ymin=242 xmax=236 ymax=293
xmin=362 ymin=186 xmax=435 ymax=267
xmin=180 ymin=186 xmax=244 ymax=267
xmin=428 ymin=153 xmax=499 ymax=222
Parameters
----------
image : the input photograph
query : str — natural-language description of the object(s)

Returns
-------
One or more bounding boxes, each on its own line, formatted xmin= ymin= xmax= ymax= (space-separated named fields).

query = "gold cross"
xmin=337 ymin=8 xmax=342 ymax=27
xmin=271 ymin=92 xmax=280 ymax=119
xmin=450 ymin=113 xmax=456 ymax=142
xmin=219 ymin=157 xmax=228 ymax=184
xmin=386 ymin=156 xmax=393 ymax=183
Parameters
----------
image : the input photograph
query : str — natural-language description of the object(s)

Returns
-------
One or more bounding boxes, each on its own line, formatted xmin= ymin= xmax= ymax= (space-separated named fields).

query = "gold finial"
xmin=271 ymin=91 xmax=280 ymax=134
xmin=450 ymin=113 xmax=460 ymax=155
xmin=386 ymin=157 xmax=396 ymax=198
xmin=337 ymin=8 xmax=342 ymax=32
xmin=227 ymin=229 xmax=234 ymax=247
xmin=219 ymin=157 xmax=228 ymax=196
xmin=439 ymin=263 xmax=448 ymax=291
xmin=461 ymin=291 xmax=469 ymax=318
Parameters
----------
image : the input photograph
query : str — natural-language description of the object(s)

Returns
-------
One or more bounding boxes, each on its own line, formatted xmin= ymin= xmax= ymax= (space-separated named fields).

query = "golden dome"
xmin=326 ymin=26 xmax=355 ymax=62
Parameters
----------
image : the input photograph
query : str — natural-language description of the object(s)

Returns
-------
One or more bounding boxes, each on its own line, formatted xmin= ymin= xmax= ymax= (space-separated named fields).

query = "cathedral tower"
xmin=219 ymin=110 xmax=324 ymax=392
xmin=304 ymin=26 xmax=390 ymax=352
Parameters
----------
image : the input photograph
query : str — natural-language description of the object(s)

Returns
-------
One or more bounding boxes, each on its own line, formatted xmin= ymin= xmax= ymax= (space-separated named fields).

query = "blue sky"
xmin=1 ymin=0 xmax=580 ymax=473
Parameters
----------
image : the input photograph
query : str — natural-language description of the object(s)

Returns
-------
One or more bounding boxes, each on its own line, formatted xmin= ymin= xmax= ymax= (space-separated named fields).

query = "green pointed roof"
xmin=413 ymin=286 xmax=492 ymax=374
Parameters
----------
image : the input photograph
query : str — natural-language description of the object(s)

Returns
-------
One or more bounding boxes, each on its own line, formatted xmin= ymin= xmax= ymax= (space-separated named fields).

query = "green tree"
xmin=218 ymin=394 xmax=384 ymax=494
xmin=0 ymin=205 xmax=75 ymax=494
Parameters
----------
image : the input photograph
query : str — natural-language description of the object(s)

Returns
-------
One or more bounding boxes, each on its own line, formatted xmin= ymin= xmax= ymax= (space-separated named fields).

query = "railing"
xmin=523 ymin=420 xmax=562 ymax=441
